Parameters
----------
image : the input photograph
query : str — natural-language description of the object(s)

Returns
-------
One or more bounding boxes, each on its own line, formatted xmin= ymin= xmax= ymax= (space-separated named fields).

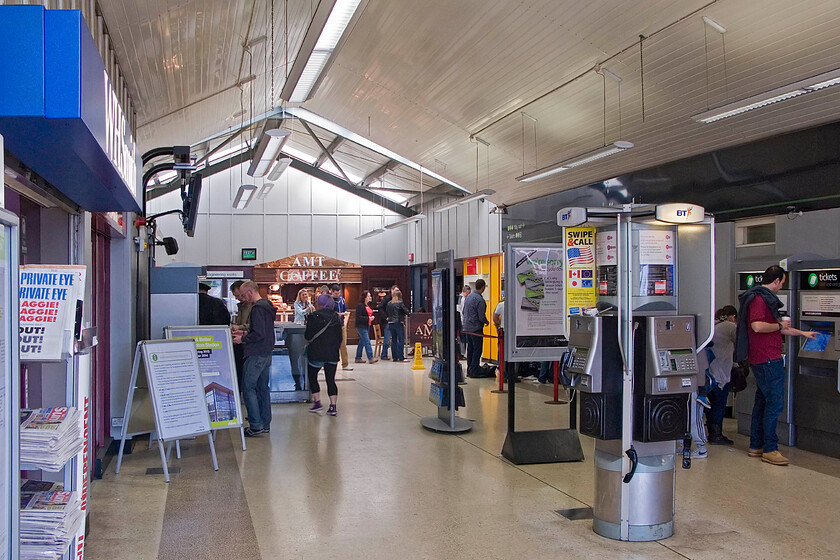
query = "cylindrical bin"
xmin=592 ymin=439 xmax=675 ymax=541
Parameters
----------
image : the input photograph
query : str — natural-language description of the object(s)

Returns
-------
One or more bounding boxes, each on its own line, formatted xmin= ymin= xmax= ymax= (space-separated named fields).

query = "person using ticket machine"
xmin=736 ymin=265 xmax=817 ymax=466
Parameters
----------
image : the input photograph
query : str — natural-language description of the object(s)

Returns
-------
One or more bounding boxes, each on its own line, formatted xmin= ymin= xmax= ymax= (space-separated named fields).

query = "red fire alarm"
xmin=408 ymin=252 xmax=415 ymax=262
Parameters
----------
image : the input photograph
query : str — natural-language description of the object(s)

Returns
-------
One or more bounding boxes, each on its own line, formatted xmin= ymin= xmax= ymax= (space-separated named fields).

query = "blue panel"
xmin=44 ymin=10 xmax=81 ymax=118
xmin=77 ymin=11 xmax=106 ymax=148
xmin=0 ymin=6 xmax=45 ymax=117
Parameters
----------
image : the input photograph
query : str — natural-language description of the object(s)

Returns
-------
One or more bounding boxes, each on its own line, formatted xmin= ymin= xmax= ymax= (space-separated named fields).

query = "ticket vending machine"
xmin=792 ymin=264 xmax=840 ymax=457
xmin=734 ymin=272 xmax=793 ymax=444
xmin=559 ymin=203 xmax=714 ymax=542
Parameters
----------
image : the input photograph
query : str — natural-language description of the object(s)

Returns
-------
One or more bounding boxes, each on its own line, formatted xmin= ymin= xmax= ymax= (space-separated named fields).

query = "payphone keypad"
xmin=657 ymin=349 xmax=697 ymax=373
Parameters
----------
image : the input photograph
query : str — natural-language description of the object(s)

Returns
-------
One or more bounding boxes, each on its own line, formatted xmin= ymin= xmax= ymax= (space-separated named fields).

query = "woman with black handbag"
xmin=305 ymin=294 xmax=343 ymax=416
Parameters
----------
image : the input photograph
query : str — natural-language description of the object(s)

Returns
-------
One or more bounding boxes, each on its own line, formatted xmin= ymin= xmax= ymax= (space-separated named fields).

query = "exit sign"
xmin=241 ymin=248 xmax=257 ymax=261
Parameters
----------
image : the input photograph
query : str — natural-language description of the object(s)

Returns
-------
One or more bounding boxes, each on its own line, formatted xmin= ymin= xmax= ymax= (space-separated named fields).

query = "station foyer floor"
xmin=87 ymin=352 xmax=840 ymax=559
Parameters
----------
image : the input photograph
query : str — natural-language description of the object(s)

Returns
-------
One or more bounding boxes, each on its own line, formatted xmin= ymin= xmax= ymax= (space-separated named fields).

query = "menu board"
xmin=142 ymin=340 xmax=212 ymax=441
xmin=166 ymin=326 xmax=243 ymax=429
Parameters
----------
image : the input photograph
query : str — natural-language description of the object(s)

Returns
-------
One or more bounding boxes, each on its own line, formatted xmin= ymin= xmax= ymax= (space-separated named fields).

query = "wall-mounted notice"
xmin=506 ymin=244 xmax=567 ymax=361
xmin=19 ymin=265 xmax=86 ymax=361
xmin=638 ymin=230 xmax=674 ymax=265
xmin=565 ymin=227 xmax=596 ymax=316
xmin=165 ymin=326 xmax=243 ymax=429
xmin=142 ymin=340 xmax=211 ymax=441
xmin=595 ymin=231 xmax=617 ymax=265
xmin=801 ymin=294 xmax=840 ymax=317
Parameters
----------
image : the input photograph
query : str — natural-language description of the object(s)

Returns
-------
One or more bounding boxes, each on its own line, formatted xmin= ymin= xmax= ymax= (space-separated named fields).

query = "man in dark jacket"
xmin=461 ymin=279 xmax=489 ymax=376
xmin=735 ymin=265 xmax=815 ymax=465
xmin=377 ymin=285 xmax=399 ymax=359
xmin=232 ymin=281 xmax=276 ymax=436
xmin=198 ymin=282 xmax=231 ymax=325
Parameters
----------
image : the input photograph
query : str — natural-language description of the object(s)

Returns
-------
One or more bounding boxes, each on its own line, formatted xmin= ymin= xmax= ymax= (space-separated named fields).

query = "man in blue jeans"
xmin=461 ymin=279 xmax=488 ymax=376
xmin=232 ymin=281 xmax=276 ymax=437
xmin=378 ymin=285 xmax=398 ymax=359
xmin=737 ymin=266 xmax=815 ymax=465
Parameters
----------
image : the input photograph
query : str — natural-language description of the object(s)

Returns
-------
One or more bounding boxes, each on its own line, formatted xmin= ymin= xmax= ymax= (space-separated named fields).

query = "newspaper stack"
xmin=19 ymin=484 xmax=83 ymax=560
xmin=20 ymin=407 xmax=84 ymax=472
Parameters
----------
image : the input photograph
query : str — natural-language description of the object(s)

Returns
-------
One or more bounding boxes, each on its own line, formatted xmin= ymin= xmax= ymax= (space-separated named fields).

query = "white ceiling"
xmin=97 ymin=0 xmax=840 ymax=208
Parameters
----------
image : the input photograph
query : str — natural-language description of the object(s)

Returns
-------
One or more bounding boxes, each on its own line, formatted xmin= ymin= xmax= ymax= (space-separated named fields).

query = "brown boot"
xmin=761 ymin=450 xmax=789 ymax=466
xmin=368 ymin=358 xmax=379 ymax=364
xmin=748 ymin=448 xmax=763 ymax=457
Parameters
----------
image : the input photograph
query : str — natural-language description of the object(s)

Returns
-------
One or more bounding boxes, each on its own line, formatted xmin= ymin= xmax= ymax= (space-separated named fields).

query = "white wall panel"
xmin=477 ymin=201 xmax=490 ymax=256
xmin=312 ymin=185 xmax=338 ymax=214
xmin=337 ymin=215 xmax=362 ymax=263
xmin=263 ymin=215 xmax=289 ymax=262
xmin=287 ymin=215 xmax=313 ymax=256
xmin=263 ymin=175 xmax=290 ymax=214
xmin=232 ymin=214 xmax=264 ymax=262
xmin=288 ymin=172 xmax=312 ymax=214
xmin=336 ymin=189 xmax=361 ymax=215
xmin=206 ymin=171 xmax=234 ymax=214
xmin=384 ymin=228 xmax=408 ymax=265
xmin=206 ymin=214 xmax=233 ymax=265
xmin=312 ymin=215 xmax=338 ymax=257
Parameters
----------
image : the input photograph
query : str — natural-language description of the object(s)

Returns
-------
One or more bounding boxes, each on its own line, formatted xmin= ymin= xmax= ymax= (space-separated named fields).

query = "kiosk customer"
xmin=736 ymin=265 xmax=816 ymax=466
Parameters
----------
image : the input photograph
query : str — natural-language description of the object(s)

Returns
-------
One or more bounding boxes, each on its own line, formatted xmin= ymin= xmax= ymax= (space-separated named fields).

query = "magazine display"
xmin=20 ymin=407 xmax=84 ymax=471
xmin=19 ymin=485 xmax=83 ymax=560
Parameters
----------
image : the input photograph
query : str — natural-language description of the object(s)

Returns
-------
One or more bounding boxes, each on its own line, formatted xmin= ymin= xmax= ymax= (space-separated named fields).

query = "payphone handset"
xmin=644 ymin=316 xmax=699 ymax=394
xmin=566 ymin=315 xmax=622 ymax=393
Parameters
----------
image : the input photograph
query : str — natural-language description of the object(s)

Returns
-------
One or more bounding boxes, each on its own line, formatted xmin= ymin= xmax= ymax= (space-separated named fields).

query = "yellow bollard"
xmin=411 ymin=342 xmax=425 ymax=370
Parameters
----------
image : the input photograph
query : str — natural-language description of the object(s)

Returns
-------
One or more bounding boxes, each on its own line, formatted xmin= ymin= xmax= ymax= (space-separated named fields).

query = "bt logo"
xmin=676 ymin=207 xmax=693 ymax=217
xmin=560 ymin=210 xmax=572 ymax=222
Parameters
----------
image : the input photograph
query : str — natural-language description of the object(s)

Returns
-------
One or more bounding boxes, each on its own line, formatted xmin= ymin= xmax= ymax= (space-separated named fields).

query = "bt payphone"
xmin=792 ymin=265 xmax=840 ymax=457
xmin=558 ymin=203 xmax=713 ymax=542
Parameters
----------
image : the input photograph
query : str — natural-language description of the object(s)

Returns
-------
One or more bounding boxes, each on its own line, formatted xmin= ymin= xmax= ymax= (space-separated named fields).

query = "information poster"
xmin=512 ymin=246 xmax=566 ymax=349
xmin=596 ymin=231 xmax=617 ymax=296
xmin=431 ymin=270 xmax=444 ymax=360
xmin=142 ymin=340 xmax=212 ymax=441
xmin=565 ymin=228 xmax=596 ymax=316
xmin=166 ymin=326 xmax=243 ymax=428
xmin=637 ymin=230 xmax=674 ymax=296
xmin=19 ymin=265 xmax=86 ymax=361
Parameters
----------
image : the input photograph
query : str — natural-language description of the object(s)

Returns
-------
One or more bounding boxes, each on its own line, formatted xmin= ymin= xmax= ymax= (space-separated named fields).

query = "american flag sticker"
xmin=567 ymin=247 xmax=594 ymax=266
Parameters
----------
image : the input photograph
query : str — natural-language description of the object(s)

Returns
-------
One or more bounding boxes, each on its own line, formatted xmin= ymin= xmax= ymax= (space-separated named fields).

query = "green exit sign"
xmin=241 ymin=248 xmax=257 ymax=261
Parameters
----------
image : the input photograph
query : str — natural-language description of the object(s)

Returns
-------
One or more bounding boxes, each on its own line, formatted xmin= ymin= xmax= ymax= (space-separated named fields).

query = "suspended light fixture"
xmin=280 ymin=0 xmax=369 ymax=103
xmin=384 ymin=214 xmax=426 ymax=229
xmin=247 ymin=128 xmax=291 ymax=177
xmin=233 ymin=184 xmax=258 ymax=209
xmin=692 ymin=67 xmax=840 ymax=124
xmin=355 ymin=228 xmax=384 ymax=240
xmin=516 ymin=142 xmax=634 ymax=183
xmin=432 ymin=189 xmax=496 ymax=213
xmin=266 ymin=157 xmax=293 ymax=180
xmin=256 ymin=183 xmax=274 ymax=200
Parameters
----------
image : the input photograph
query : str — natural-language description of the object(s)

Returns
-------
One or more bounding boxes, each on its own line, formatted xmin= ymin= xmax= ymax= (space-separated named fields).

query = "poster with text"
xmin=565 ymin=228 xmax=596 ymax=316
xmin=638 ymin=229 xmax=674 ymax=265
xmin=513 ymin=247 xmax=565 ymax=348
xmin=166 ymin=326 xmax=243 ymax=429
xmin=19 ymin=265 xmax=86 ymax=361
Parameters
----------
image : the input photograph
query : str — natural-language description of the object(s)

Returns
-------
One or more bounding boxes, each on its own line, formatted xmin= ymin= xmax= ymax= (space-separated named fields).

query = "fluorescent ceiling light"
xmin=384 ymin=214 xmax=426 ymax=229
xmin=256 ymin=183 xmax=274 ymax=200
xmin=233 ymin=184 xmax=258 ymax=209
xmin=208 ymin=142 xmax=248 ymax=165
xmin=516 ymin=141 xmax=634 ymax=182
xmin=702 ymin=16 xmax=727 ymax=34
xmin=692 ymin=67 xmax=840 ymax=123
xmin=247 ymin=128 xmax=291 ymax=177
xmin=266 ymin=157 xmax=293 ymax=180
xmin=284 ymin=107 xmax=470 ymax=193
xmin=281 ymin=0 xmax=368 ymax=103
xmin=355 ymin=228 xmax=384 ymax=240
xmin=433 ymin=189 xmax=495 ymax=213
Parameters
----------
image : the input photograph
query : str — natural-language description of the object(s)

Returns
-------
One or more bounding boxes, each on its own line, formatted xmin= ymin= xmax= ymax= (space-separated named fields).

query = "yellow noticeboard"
xmin=565 ymin=227 xmax=596 ymax=316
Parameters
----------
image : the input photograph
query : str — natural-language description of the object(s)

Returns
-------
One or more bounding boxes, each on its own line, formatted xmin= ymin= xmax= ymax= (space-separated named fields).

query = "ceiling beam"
xmin=145 ymin=149 xmax=254 ymax=200
xmin=314 ymin=137 xmax=346 ymax=168
xmin=362 ymin=160 xmax=400 ymax=186
xmin=299 ymin=120 xmax=356 ymax=186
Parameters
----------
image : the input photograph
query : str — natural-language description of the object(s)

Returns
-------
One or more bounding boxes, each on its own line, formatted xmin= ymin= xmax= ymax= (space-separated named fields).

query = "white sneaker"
xmin=691 ymin=445 xmax=707 ymax=459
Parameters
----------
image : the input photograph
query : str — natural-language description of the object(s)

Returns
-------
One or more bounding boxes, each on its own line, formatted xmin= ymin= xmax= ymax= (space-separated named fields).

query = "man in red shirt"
xmin=737 ymin=266 xmax=816 ymax=466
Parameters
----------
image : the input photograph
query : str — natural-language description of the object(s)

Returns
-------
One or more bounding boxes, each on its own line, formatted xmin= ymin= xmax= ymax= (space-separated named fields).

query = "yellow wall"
xmin=464 ymin=253 xmax=503 ymax=363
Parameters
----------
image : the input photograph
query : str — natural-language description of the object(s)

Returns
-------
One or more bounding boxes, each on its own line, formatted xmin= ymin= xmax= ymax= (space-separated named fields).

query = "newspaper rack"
xmin=115 ymin=339 xmax=218 ymax=483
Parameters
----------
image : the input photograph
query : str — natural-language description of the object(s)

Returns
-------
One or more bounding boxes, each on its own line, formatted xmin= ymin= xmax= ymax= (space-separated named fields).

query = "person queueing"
xmin=306 ymin=294 xmax=343 ymax=416
xmin=294 ymin=288 xmax=314 ymax=324
xmin=354 ymin=290 xmax=379 ymax=364
xmin=706 ymin=305 xmax=738 ymax=445
xmin=331 ymin=284 xmax=353 ymax=371
xmin=230 ymin=280 xmax=253 ymax=391
xmin=378 ymin=285 xmax=399 ymax=359
xmin=386 ymin=289 xmax=411 ymax=362
xmin=736 ymin=265 xmax=816 ymax=466
xmin=461 ymin=279 xmax=489 ymax=376
xmin=232 ymin=281 xmax=275 ymax=436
